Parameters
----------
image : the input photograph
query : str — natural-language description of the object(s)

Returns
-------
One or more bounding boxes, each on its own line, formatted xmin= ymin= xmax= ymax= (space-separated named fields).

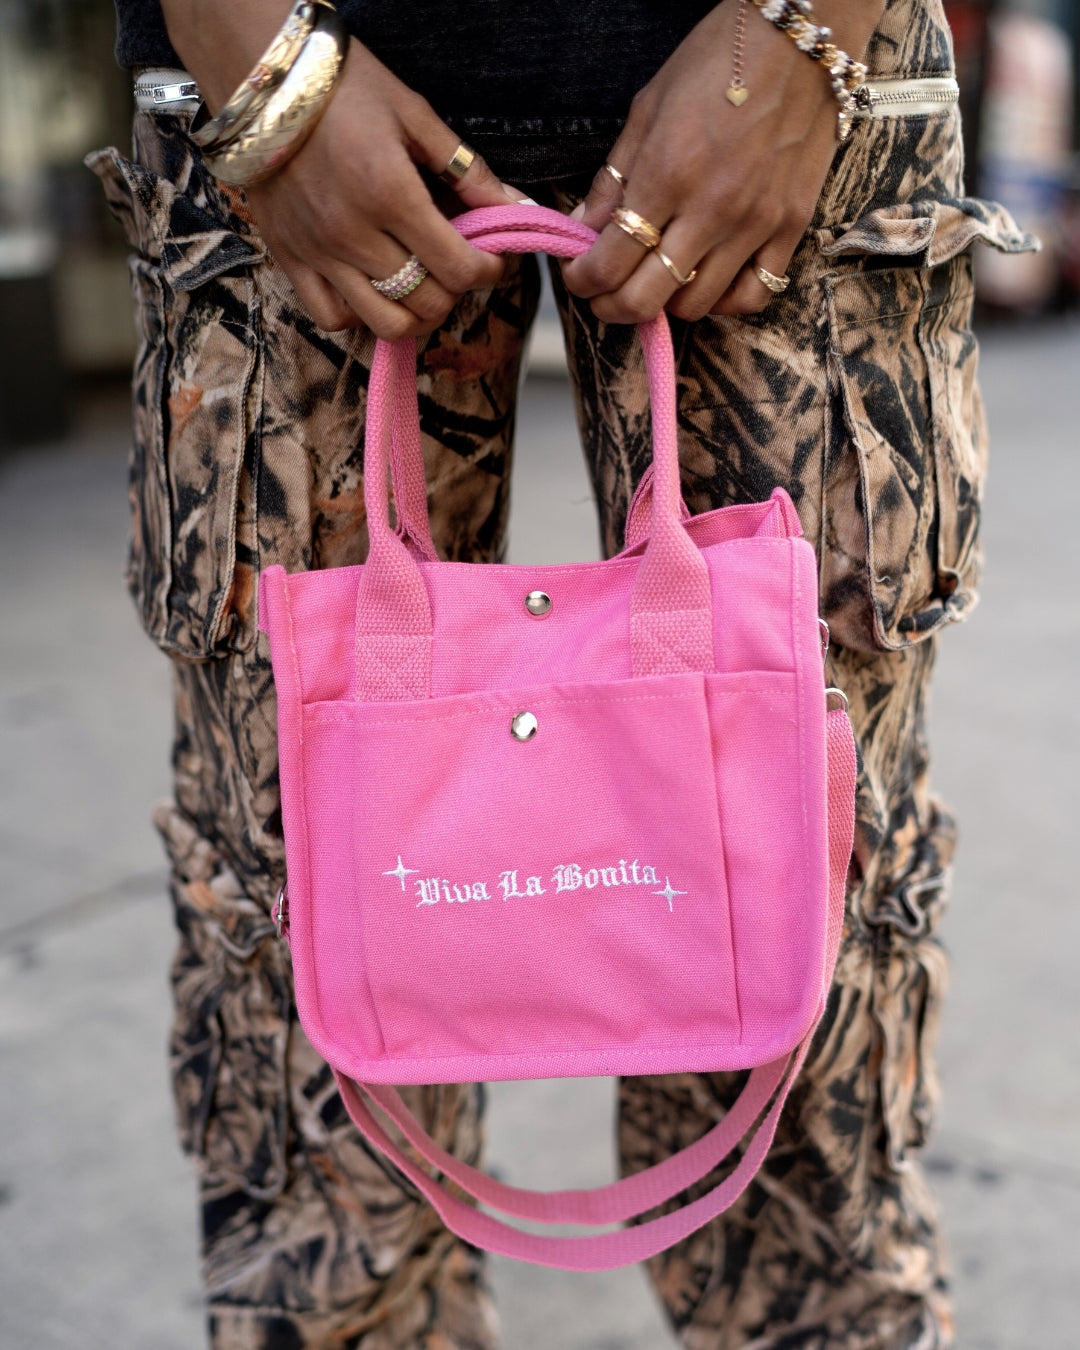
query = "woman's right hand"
xmin=161 ymin=0 xmax=526 ymax=338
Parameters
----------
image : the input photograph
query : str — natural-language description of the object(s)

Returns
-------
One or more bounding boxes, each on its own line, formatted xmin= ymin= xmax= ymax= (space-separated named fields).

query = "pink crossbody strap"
xmin=353 ymin=206 xmax=715 ymax=701
xmin=330 ymin=707 xmax=857 ymax=1271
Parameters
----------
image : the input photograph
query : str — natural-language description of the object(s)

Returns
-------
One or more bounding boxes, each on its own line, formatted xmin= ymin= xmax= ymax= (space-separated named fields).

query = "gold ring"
xmin=754 ymin=264 xmax=791 ymax=294
xmin=439 ymin=142 xmax=476 ymax=184
xmin=371 ymin=254 xmax=428 ymax=301
xmin=602 ymin=162 xmax=627 ymax=190
xmin=656 ymin=249 xmax=698 ymax=288
xmin=611 ymin=205 xmax=662 ymax=250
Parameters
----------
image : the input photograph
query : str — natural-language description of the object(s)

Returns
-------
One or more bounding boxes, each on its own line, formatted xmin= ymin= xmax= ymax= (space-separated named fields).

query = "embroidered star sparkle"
xmin=654 ymin=878 xmax=686 ymax=912
xmin=383 ymin=856 xmax=418 ymax=890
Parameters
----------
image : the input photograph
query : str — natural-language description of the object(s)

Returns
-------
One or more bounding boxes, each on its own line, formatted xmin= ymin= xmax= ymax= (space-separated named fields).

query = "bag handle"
xmin=331 ymin=707 xmax=857 ymax=1270
xmin=353 ymin=205 xmax=715 ymax=702
xmin=386 ymin=337 xmax=438 ymax=562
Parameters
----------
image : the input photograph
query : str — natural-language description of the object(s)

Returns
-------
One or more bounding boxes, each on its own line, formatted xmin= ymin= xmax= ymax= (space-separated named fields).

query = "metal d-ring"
xmin=273 ymin=883 xmax=289 ymax=937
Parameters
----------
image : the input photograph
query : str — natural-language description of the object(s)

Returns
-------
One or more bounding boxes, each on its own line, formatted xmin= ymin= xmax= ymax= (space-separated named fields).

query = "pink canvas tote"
xmin=259 ymin=205 xmax=858 ymax=1270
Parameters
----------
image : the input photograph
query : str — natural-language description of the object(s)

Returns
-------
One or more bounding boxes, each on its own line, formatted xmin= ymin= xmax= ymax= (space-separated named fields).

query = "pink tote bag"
xmin=259 ymin=205 xmax=857 ymax=1271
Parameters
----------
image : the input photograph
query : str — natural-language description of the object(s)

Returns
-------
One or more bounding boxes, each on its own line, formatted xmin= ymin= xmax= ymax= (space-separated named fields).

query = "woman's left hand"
xmin=561 ymin=0 xmax=883 ymax=322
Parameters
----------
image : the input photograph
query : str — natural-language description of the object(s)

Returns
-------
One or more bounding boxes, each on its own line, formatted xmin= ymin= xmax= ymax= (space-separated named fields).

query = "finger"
xmin=570 ymin=158 xmax=628 ymax=233
xmin=570 ymin=111 xmax=650 ymax=232
xmin=276 ymin=235 xmax=439 ymax=342
xmin=275 ymin=230 xmax=430 ymax=340
xmin=561 ymin=115 xmax=665 ymax=297
xmin=710 ymin=234 xmax=800 ymax=316
xmin=439 ymin=146 xmax=527 ymax=212
xmin=275 ymin=249 xmax=362 ymax=332
xmin=322 ymin=258 xmax=446 ymax=341
xmin=375 ymin=95 xmax=512 ymax=287
xmin=362 ymin=147 xmax=508 ymax=293
xmin=403 ymin=96 xmax=526 ymax=211
xmin=360 ymin=237 xmax=460 ymax=326
xmin=328 ymin=243 xmax=458 ymax=335
xmin=385 ymin=179 xmax=510 ymax=295
xmin=663 ymin=225 xmax=776 ymax=323
xmin=587 ymin=218 xmax=706 ymax=324
xmin=562 ymin=191 xmax=676 ymax=301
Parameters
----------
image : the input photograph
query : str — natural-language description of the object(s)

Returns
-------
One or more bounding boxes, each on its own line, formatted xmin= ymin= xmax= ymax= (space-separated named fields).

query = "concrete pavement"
xmin=1 ymin=317 xmax=1078 ymax=1349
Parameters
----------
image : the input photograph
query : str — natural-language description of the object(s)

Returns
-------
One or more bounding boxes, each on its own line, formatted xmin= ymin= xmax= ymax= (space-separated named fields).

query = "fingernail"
xmin=569 ymin=201 xmax=586 ymax=222
xmin=500 ymin=182 xmax=540 ymax=205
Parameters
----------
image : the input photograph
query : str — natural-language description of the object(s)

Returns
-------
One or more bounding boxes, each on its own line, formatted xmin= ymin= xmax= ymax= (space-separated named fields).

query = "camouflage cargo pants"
xmin=89 ymin=0 xmax=1032 ymax=1343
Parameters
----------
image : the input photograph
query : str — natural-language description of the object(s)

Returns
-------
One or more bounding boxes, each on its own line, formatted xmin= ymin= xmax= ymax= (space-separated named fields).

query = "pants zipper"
xmin=852 ymin=76 xmax=961 ymax=120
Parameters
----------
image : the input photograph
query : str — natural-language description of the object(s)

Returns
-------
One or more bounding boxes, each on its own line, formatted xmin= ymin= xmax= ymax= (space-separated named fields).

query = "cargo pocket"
xmin=88 ymin=146 xmax=266 ymax=659
xmin=156 ymin=801 xmax=291 ymax=1198
xmin=873 ymin=924 xmax=949 ymax=1172
xmin=865 ymin=799 xmax=955 ymax=1171
xmin=818 ymin=197 xmax=1036 ymax=651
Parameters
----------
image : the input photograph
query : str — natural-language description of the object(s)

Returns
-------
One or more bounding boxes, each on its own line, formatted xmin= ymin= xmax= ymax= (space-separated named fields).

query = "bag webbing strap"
xmin=334 ymin=1040 xmax=805 ymax=1271
xmin=330 ymin=708 xmax=857 ymax=1270
xmin=356 ymin=1054 xmax=786 ymax=1225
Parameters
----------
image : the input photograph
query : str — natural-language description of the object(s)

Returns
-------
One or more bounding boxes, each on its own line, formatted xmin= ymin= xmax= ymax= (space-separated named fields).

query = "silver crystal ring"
xmin=371 ymin=255 xmax=428 ymax=301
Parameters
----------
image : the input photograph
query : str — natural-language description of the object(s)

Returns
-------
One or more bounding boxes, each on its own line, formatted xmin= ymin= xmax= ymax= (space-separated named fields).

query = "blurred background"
xmin=1 ymin=1 xmax=1078 ymax=1348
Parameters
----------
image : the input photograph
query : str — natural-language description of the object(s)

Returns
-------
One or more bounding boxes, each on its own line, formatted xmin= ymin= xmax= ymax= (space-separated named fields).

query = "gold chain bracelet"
xmin=752 ymin=0 xmax=868 ymax=140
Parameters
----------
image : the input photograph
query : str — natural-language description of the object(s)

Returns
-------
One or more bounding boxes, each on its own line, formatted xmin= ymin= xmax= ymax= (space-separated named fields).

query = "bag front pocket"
xmin=818 ymin=197 xmax=1035 ymax=651
xmin=90 ymin=147 xmax=265 ymax=658
xmin=299 ymin=673 xmax=744 ymax=1078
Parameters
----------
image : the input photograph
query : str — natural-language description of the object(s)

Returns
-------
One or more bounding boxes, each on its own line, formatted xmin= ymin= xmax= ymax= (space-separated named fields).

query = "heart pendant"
xmin=726 ymin=85 xmax=749 ymax=107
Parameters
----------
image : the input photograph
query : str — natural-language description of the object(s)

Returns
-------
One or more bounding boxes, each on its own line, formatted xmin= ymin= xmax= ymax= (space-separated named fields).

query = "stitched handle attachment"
xmin=352 ymin=205 xmax=715 ymax=701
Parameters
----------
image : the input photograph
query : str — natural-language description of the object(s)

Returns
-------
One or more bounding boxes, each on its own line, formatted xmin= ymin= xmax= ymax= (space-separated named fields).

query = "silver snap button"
xmin=524 ymin=590 xmax=552 ymax=618
xmin=510 ymin=711 xmax=538 ymax=741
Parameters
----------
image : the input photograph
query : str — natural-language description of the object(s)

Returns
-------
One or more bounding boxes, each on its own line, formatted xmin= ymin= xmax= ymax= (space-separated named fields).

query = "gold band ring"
xmin=754 ymin=264 xmax=791 ymax=294
xmin=439 ymin=142 xmax=476 ymax=184
xmin=611 ymin=205 xmax=662 ymax=250
xmin=371 ymin=254 xmax=428 ymax=301
xmin=602 ymin=162 xmax=627 ymax=190
xmin=656 ymin=249 xmax=698 ymax=288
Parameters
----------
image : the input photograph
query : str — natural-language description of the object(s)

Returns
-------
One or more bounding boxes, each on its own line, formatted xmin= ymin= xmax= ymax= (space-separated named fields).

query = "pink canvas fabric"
xmin=259 ymin=205 xmax=857 ymax=1270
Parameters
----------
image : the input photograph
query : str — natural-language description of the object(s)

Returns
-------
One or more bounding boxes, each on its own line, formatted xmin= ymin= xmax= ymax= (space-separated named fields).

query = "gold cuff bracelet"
xmin=202 ymin=4 xmax=348 ymax=187
xmin=192 ymin=0 xmax=319 ymax=153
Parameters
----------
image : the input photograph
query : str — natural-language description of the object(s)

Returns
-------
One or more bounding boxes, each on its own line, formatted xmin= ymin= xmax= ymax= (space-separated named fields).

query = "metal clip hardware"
xmin=825 ymin=686 xmax=849 ymax=712
xmin=818 ymin=618 xmax=830 ymax=665
xmin=272 ymin=884 xmax=289 ymax=938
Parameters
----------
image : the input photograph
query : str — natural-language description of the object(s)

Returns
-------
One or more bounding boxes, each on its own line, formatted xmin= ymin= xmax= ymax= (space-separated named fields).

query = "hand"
xmin=561 ymin=0 xmax=883 ymax=323
xmin=162 ymin=0 xmax=528 ymax=338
